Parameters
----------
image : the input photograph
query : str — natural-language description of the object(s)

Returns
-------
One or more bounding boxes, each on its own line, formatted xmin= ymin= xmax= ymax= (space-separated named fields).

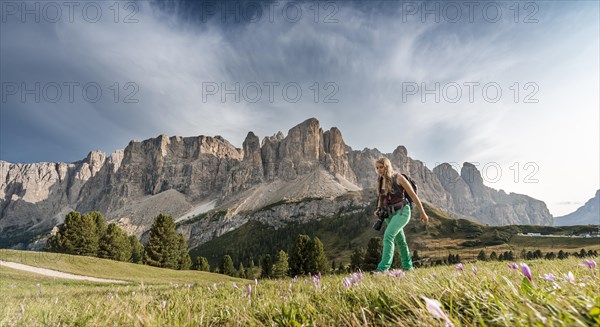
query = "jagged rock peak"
xmin=243 ymin=132 xmax=261 ymax=163
xmin=461 ymin=162 xmax=483 ymax=185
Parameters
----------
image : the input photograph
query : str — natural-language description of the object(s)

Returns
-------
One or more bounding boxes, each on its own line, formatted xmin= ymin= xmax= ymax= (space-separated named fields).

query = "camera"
xmin=372 ymin=207 xmax=389 ymax=231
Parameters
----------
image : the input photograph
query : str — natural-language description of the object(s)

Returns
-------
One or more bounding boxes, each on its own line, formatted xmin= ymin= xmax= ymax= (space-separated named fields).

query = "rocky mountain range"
xmin=0 ymin=118 xmax=554 ymax=248
xmin=554 ymin=190 xmax=600 ymax=226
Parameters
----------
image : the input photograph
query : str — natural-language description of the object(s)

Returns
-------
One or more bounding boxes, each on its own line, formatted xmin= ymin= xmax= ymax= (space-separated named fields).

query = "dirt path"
xmin=0 ymin=260 xmax=128 ymax=283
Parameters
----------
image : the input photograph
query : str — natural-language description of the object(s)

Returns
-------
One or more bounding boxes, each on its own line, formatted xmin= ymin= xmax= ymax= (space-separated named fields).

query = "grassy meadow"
xmin=1 ymin=250 xmax=599 ymax=326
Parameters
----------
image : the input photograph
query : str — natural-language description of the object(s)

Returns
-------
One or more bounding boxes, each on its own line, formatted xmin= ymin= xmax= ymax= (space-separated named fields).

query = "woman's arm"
xmin=397 ymin=174 xmax=429 ymax=224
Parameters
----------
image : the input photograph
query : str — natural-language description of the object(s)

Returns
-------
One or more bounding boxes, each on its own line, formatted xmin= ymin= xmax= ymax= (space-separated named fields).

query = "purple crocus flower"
xmin=454 ymin=263 xmax=463 ymax=271
xmin=422 ymin=296 xmax=454 ymax=326
xmin=385 ymin=269 xmax=405 ymax=278
xmin=246 ymin=285 xmax=252 ymax=298
xmin=585 ymin=259 xmax=597 ymax=270
xmin=511 ymin=263 xmax=519 ymax=270
xmin=520 ymin=262 xmax=533 ymax=282
xmin=472 ymin=266 xmax=478 ymax=277
xmin=564 ymin=271 xmax=575 ymax=284
xmin=541 ymin=273 xmax=555 ymax=282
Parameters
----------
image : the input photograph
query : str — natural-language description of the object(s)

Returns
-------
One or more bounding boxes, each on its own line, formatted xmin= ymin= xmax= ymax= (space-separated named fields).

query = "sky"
xmin=1 ymin=0 xmax=598 ymax=217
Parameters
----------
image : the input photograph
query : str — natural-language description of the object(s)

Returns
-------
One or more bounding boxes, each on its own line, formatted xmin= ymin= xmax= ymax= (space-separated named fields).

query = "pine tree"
xmin=363 ymin=237 xmax=382 ymax=271
xmin=98 ymin=223 xmax=132 ymax=261
xmin=507 ymin=251 xmax=515 ymax=261
xmin=144 ymin=214 xmax=180 ymax=269
xmin=195 ymin=256 xmax=210 ymax=271
xmin=490 ymin=251 xmax=498 ymax=261
xmin=289 ymin=235 xmax=311 ymax=276
xmin=47 ymin=211 xmax=100 ymax=256
xmin=260 ymin=254 xmax=273 ymax=278
xmin=247 ymin=258 xmax=256 ymax=279
xmin=221 ymin=255 xmax=235 ymax=276
xmin=88 ymin=211 xmax=107 ymax=240
xmin=129 ymin=236 xmax=144 ymax=264
xmin=350 ymin=247 xmax=366 ymax=271
xmin=237 ymin=262 xmax=246 ymax=278
xmin=308 ymin=237 xmax=330 ymax=274
xmin=177 ymin=234 xmax=191 ymax=270
xmin=273 ymin=250 xmax=289 ymax=278
xmin=477 ymin=250 xmax=487 ymax=261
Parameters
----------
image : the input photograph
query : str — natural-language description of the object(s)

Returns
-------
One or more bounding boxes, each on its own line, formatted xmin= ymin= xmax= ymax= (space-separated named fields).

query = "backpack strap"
xmin=392 ymin=173 xmax=402 ymax=194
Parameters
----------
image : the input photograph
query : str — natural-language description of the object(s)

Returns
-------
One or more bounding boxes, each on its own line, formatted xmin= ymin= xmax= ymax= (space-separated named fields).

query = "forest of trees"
xmin=45 ymin=211 xmax=598 ymax=279
xmin=46 ymin=211 xmax=190 ymax=270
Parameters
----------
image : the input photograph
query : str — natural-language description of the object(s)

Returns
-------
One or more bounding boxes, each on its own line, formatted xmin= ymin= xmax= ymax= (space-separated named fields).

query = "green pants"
xmin=377 ymin=205 xmax=413 ymax=271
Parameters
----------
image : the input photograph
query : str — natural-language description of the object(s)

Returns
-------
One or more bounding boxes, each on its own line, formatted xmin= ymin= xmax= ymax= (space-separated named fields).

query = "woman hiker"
xmin=373 ymin=157 xmax=429 ymax=273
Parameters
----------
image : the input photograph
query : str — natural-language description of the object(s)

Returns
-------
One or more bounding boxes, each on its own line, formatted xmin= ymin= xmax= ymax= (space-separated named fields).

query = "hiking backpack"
xmin=392 ymin=173 xmax=418 ymax=206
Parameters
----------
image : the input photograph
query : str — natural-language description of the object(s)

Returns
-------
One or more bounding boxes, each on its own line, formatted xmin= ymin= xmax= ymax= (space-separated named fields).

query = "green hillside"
xmin=0 ymin=249 xmax=242 ymax=285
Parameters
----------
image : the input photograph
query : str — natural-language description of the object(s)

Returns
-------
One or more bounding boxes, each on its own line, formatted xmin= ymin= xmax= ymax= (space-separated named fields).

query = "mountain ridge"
xmin=0 ymin=117 xmax=554 ymax=248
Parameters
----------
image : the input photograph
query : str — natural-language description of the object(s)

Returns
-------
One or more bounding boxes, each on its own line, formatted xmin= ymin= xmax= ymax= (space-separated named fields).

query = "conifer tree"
xmin=47 ymin=211 xmax=100 ymax=256
xmin=477 ymin=250 xmax=487 ymax=261
xmin=177 ymin=234 xmax=191 ymax=270
xmin=144 ymin=214 xmax=180 ymax=269
xmin=289 ymin=235 xmax=311 ymax=276
xmin=307 ymin=237 xmax=330 ymax=274
xmin=195 ymin=256 xmax=210 ymax=271
xmin=129 ymin=235 xmax=144 ymax=264
xmin=221 ymin=255 xmax=235 ymax=276
xmin=260 ymin=254 xmax=273 ymax=278
xmin=363 ymin=237 xmax=382 ymax=271
xmin=273 ymin=250 xmax=289 ymax=278
xmin=98 ymin=223 xmax=132 ymax=261
xmin=350 ymin=247 xmax=366 ymax=271
xmin=237 ymin=262 xmax=246 ymax=279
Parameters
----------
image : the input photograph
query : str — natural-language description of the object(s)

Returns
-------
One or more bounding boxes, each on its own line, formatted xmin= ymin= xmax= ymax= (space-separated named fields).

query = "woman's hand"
xmin=374 ymin=207 xmax=382 ymax=218
xmin=420 ymin=212 xmax=429 ymax=224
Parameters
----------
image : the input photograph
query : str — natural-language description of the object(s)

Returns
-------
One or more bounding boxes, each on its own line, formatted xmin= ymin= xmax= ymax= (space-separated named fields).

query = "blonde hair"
xmin=375 ymin=157 xmax=395 ymax=196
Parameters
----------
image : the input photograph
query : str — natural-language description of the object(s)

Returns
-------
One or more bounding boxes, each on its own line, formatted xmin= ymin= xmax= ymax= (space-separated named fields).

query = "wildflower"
xmin=520 ymin=263 xmax=533 ymax=282
xmin=212 ymin=283 xmax=217 ymax=291
xmin=161 ymin=300 xmax=167 ymax=309
xmin=454 ymin=263 xmax=463 ymax=272
xmin=232 ymin=282 xmax=239 ymax=289
xmin=472 ymin=266 xmax=478 ymax=277
xmin=385 ymin=269 xmax=405 ymax=278
xmin=254 ymin=278 xmax=258 ymax=287
xmin=564 ymin=271 xmax=575 ymax=284
xmin=312 ymin=275 xmax=321 ymax=290
xmin=246 ymin=285 xmax=252 ymax=298
xmin=20 ymin=305 xmax=24 ymax=316
xmin=584 ymin=259 xmax=597 ymax=270
xmin=511 ymin=263 xmax=519 ymax=269
xmin=541 ymin=273 xmax=555 ymax=282
xmin=342 ymin=272 xmax=364 ymax=288
xmin=36 ymin=283 xmax=42 ymax=297
xmin=421 ymin=296 xmax=454 ymax=327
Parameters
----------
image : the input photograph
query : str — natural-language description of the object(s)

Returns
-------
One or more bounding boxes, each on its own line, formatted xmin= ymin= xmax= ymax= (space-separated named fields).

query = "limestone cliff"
xmin=0 ymin=118 xmax=555 ymax=248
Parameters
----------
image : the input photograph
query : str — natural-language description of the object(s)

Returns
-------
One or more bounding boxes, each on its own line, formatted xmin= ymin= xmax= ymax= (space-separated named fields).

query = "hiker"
xmin=373 ymin=157 xmax=429 ymax=272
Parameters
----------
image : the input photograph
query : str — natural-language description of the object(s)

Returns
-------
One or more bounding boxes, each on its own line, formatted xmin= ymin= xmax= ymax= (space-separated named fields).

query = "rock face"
xmin=554 ymin=190 xmax=600 ymax=226
xmin=0 ymin=117 xmax=555 ymax=248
